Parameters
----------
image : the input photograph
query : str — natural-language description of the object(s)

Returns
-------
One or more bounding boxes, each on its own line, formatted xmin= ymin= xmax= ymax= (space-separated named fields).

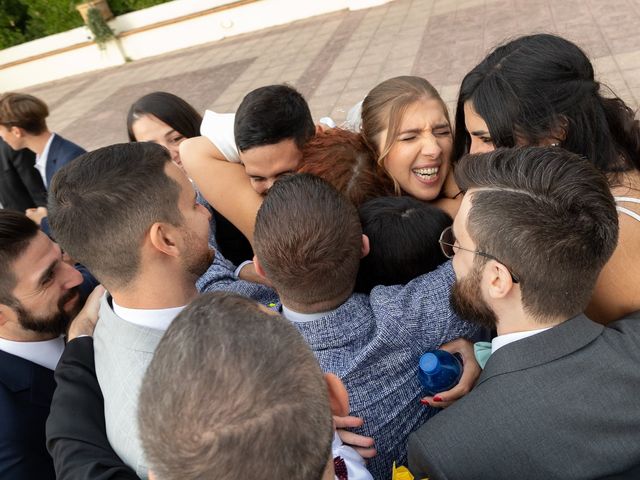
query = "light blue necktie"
xmin=474 ymin=341 xmax=492 ymax=369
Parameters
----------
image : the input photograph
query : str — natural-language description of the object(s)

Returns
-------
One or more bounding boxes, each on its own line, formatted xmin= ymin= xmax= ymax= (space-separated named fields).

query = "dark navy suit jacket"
xmin=40 ymin=134 xmax=86 ymax=237
xmin=44 ymin=134 xmax=86 ymax=187
xmin=0 ymin=138 xmax=47 ymax=211
xmin=0 ymin=350 xmax=56 ymax=480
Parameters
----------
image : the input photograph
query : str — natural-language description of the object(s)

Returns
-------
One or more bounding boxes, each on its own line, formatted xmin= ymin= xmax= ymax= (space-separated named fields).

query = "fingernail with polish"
xmin=420 ymin=399 xmax=430 ymax=406
xmin=433 ymin=395 xmax=443 ymax=402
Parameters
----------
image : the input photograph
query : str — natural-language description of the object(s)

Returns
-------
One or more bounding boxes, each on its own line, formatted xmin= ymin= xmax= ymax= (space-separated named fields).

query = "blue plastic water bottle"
xmin=418 ymin=350 xmax=463 ymax=395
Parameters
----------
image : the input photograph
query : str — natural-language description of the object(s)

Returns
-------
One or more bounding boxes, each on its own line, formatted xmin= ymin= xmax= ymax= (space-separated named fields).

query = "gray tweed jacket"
xmin=199 ymin=253 xmax=481 ymax=479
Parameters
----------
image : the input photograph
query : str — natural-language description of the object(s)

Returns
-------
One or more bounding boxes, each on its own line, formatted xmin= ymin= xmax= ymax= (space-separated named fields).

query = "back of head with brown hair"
xmin=297 ymin=127 xmax=391 ymax=206
xmin=47 ymin=142 xmax=183 ymax=289
xmin=253 ymin=173 xmax=363 ymax=311
xmin=360 ymin=76 xmax=450 ymax=192
xmin=138 ymin=291 xmax=333 ymax=480
xmin=0 ymin=92 xmax=49 ymax=135
xmin=455 ymin=146 xmax=619 ymax=321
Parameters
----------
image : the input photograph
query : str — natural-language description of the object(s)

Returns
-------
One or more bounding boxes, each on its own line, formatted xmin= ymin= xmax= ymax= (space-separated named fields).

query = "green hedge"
xmin=0 ymin=0 xmax=172 ymax=50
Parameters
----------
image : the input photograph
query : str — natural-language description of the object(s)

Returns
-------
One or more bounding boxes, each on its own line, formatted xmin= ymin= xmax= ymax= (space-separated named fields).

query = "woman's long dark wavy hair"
xmin=454 ymin=34 xmax=640 ymax=180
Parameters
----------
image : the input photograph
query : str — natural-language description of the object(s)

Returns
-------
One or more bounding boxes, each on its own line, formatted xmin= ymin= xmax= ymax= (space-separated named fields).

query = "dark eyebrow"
xmin=470 ymin=130 xmax=490 ymax=136
xmin=37 ymin=260 xmax=58 ymax=286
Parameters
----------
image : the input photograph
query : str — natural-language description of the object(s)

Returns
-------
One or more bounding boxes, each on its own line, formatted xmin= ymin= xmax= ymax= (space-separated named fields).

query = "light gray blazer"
xmin=407 ymin=312 xmax=640 ymax=480
xmin=93 ymin=294 xmax=164 ymax=479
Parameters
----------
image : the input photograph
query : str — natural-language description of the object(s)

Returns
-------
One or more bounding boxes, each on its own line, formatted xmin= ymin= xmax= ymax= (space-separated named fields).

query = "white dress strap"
xmin=614 ymin=196 xmax=640 ymax=222
xmin=613 ymin=196 xmax=640 ymax=204
xmin=616 ymin=206 xmax=640 ymax=222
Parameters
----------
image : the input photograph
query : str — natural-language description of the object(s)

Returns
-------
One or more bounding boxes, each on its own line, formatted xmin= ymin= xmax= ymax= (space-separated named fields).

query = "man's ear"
xmin=10 ymin=126 xmax=24 ymax=138
xmin=253 ymin=255 xmax=268 ymax=279
xmin=0 ymin=304 xmax=16 ymax=327
xmin=486 ymin=260 xmax=515 ymax=300
xmin=361 ymin=234 xmax=370 ymax=259
xmin=148 ymin=222 xmax=180 ymax=258
xmin=325 ymin=373 xmax=349 ymax=417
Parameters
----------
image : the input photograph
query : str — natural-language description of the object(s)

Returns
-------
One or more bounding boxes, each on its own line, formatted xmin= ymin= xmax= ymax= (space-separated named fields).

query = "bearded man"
xmin=0 ymin=210 xmax=88 ymax=479
xmin=407 ymin=147 xmax=640 ymax=480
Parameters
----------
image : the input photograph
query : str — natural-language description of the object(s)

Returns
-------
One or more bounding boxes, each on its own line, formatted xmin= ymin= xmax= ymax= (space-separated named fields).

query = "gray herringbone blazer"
xmin=408 ymin=312 xmax=640 ymax=480
xmin=93 ymin=294 xmax=163 ymax=479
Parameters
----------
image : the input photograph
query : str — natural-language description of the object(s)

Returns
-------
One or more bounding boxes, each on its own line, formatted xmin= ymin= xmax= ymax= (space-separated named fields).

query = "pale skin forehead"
xmin=131 ymin=114 xmax=176 ymax=142
xmin=241 ymin=139 xmax=302 ymax=178
xmin=452 ymin=190 xmax=475 ymax=246
xmin=378 ymin=97 xmax=450 ymax=147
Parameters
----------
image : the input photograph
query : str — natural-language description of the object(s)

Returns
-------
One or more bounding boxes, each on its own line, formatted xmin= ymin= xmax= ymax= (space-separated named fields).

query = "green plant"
xmin=107 ymin=0 xmax=171 ymax=16
xmin=86 ymin=6 xmax=115 ymax=49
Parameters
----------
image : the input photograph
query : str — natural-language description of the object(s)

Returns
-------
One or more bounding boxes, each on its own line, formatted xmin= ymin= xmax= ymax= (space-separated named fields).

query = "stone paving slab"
xmin=23 ymin=0 xmax=640 ymax=151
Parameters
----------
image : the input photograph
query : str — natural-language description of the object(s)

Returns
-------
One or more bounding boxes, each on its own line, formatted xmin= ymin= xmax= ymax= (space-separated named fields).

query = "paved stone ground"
xmin=24 ymin=0 xmax=640 ymax=151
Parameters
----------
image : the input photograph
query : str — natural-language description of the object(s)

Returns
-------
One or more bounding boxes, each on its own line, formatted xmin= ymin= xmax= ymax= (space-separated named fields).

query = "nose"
xmin=196 ymin=202 xmax=212 ymax=221
xmin=420 ymin=135 xmax=442 ymax=158
xmin=62 ymin=262 xmax=84 ymax=289
xmin=264 ymin=178 xmax=276 ymax=193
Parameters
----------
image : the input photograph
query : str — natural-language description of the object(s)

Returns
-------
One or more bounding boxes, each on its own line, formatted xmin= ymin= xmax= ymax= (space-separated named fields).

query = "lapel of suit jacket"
xmin=0 ymin=349 xmax=56 ymax=407
xmin=477 ymin=314 xmax=604 ymax=386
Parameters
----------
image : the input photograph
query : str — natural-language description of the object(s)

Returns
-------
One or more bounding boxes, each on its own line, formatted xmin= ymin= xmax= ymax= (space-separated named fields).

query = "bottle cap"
xmin=419 ymin=352 xmax=439 ymax=374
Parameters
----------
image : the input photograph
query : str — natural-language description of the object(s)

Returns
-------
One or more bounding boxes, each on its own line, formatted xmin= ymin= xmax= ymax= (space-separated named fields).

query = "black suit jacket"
xmin=46 ymin=337 xmax=138 ymax=480
xmin=45 ymin=134 xmax=86 ymax=187
xmin=0 ymin=350 xmax=56 ymax=480
xmin=0 ymin=138 xmax=47 ymax=211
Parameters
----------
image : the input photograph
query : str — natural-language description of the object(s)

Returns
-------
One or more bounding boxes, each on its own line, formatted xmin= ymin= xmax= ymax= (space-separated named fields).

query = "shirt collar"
xmin=491 ymin=327 xmax=552 ymax=354
xmin=112 ymin=300 xmax=185 ymax=332
xmin=281 ymin=304 xmax=335 ymax=323
xmin=35 ymin=132 xmax=55 ymax=186
xmin=0 ymin=335 xmax=65 ymax=370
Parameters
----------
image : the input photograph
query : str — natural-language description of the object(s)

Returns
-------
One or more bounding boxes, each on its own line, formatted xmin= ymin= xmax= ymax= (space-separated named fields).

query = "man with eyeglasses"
xmin=408 ymin=147 xmax=640 ymax=480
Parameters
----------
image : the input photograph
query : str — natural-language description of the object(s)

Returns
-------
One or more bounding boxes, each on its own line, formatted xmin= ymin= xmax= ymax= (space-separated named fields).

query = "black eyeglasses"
xmin=438 ymin=226 xmax=520 ymax=283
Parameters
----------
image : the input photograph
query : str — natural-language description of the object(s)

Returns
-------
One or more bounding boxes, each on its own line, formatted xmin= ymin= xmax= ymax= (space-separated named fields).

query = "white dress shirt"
xmin=0 ymin=335 xmax=65 ymax=370
xmin=281 ymin=305 xmax=334 ymax=323
xmin=491 ymin=327 xmax=552 ymax=354
xmin=34 ymin=132 xmax=55 ymax=187
xmin=112 ymin=301 xmax=185 ymax=332
xmin=332 ymin=432 xmax=373 ymax=480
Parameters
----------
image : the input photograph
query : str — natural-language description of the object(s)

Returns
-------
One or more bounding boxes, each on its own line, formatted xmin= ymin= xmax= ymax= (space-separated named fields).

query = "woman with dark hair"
xmin=454 ymin=33 xmax=640 ymax=323
xmin=127 ymin=92 xmax=201 ymax=170
xmin=127 ymin=92 xmax=253 ymax=266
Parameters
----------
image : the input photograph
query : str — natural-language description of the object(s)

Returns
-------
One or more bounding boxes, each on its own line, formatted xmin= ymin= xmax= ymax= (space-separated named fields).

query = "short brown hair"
xmin=0 ymin=211 xmax=39 ymax=306
xmin=0 ymin=92 xmax=49 ymax=134
xmin=361 ymin=76 xmax=450 ymax=193
xmin=297 ymin=128 xmax=392 ymax=206
xmin=138 ymin=292 xmax=333 ymax=480
xmin=455 ymin=147 xmax=619 ymax=320
xmin=254 ymin=173 xmax=362 ymax=310
xmin=48 ymin=142 xmax=182 ymax=289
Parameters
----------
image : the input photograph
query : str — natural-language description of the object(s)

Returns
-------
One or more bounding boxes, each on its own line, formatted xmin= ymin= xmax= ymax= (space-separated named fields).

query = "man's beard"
xmin=450 ymin=264 xmax=498 ymax=330
xmin=183 ymin=229 xmax=215 ymax=280
xmin=15 ymin=287 xmax=81 ymax=335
